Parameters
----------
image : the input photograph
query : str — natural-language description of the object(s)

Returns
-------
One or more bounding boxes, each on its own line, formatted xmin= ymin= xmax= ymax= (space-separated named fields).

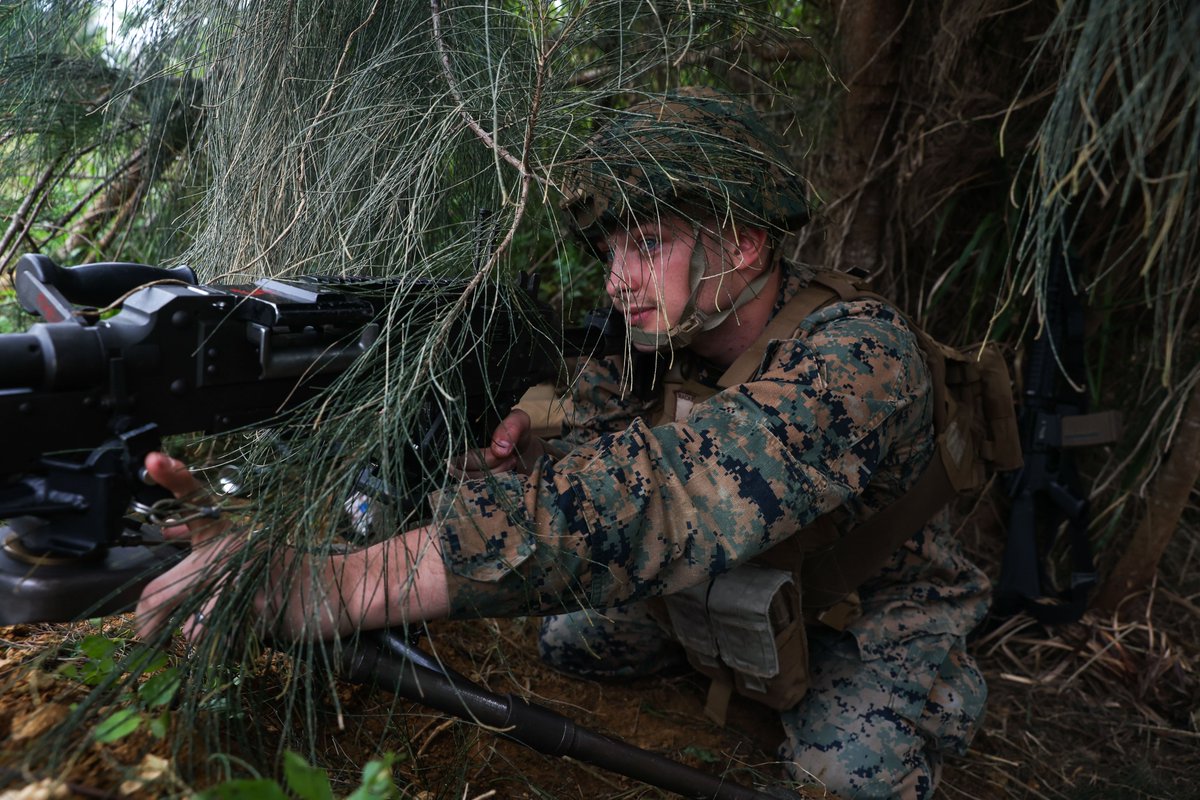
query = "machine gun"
xmin=0 ymin=256 xmax=795 ymax=800
xmin=0 ymin=254 xmax=616 ymax=613
xmin=997 ymin=247 xmax=1120 ymax=624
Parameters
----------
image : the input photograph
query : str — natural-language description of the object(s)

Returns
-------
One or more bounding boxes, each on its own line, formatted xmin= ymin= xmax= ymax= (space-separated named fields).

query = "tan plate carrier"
xmin=649 ymin=270 xmax=1023 ymax=724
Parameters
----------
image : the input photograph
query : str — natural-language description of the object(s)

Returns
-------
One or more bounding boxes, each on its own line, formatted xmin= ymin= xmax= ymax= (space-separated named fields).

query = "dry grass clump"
xmin=943 ymin=585 xmax=1200 ymax=799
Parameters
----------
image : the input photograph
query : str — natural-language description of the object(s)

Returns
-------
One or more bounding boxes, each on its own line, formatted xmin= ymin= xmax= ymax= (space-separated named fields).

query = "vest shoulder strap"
xmin=718 ymin=271 xmax=884 ymax=389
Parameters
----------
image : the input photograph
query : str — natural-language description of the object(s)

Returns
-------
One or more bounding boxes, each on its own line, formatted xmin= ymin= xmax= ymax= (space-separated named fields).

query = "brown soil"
xmin=3 ymin=496 xmax=1199 ymax=800
xmin=3 ymin=598 xmax=1199 ymax=800
xmin=0 ymin=617 xmax=808 ymax=799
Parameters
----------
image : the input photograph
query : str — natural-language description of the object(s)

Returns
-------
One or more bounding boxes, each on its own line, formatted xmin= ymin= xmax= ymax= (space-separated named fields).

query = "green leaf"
xmin=195 ymin=779 xmax=288 ymax=800
xmin=93 ymin=708 xmax=142 ymax=743
xmin=71 ymin=635 xmax=122 ymax=685
xmin=345 ymin=755 xmax=398 ymax=800
xmin=127 ymin=647 xmax=170 ymax=675
xmin=148 ymin=710 xmax=170 ymax=739
xmin=138 ymin=668 xmax=181 ymax=707
xmin=282 ymin=751 xmax=334 ymax=800
xmin=81 ymin=657 xmax=116 ymax=686
xmin=79 ymin=635 xmax=121 ymax=661
xmin=680 ymin=745 xmax=721 ymax=764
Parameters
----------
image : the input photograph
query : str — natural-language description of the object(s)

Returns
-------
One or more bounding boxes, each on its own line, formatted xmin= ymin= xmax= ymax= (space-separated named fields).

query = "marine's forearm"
xmin=346 ymin=526 xmax=451 ymax=630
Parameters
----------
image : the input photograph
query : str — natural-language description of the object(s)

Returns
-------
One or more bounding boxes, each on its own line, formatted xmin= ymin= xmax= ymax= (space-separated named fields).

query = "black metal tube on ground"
xmin=343 ymin=632 xmax=797 ymax=800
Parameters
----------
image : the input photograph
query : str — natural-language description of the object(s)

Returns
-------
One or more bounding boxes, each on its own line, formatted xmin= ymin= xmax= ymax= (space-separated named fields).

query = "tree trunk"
xmin=1093 ymin=378 xmax=1200 ymax=613
xmin=834 ymin=0 xmax=908 ymax=277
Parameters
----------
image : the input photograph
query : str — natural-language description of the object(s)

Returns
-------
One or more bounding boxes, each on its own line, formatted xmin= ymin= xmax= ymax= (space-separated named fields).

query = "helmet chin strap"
xmin=626 ymin=222 xmax=771 ymax=351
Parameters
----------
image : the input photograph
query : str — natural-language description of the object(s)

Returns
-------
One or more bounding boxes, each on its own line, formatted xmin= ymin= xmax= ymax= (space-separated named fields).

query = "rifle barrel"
xmin=345 ymin=633 xmax=797 ymax=800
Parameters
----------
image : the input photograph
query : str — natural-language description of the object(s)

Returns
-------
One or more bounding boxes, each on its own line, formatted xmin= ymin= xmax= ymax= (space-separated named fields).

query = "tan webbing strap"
xmin=705 ymin=678 xmax=735 ymax=726
xmin=719 ymin=272 xmax=892 ymax=390
xmin=718 ymin=285 xmax=835 ymax=389
xmin=692 ymin=268 xmax=992 ymax=613
xmin=800 ymin=447 xmax=957 ymax=609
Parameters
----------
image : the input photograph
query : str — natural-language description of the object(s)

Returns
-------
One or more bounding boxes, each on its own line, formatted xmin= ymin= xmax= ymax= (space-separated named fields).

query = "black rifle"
xmin=0 ymin=255 xmax=795 ymax=800
xmin=997 ymin=248 xmax=1120 ymax=624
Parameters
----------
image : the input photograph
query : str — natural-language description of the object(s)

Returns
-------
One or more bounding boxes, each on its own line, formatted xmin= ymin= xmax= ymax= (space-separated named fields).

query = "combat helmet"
xmin=561 ymin=87 xmax=809 ymax=349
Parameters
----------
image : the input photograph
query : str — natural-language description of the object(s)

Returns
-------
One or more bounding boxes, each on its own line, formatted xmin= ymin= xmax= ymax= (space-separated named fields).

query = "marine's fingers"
xmin=135 ymin=540 xmax=236 ymax=640
xmin=490 ymin=410 xmax=532 ymax=456
xmin=135 ymin=563 xmax=189 ymax=640
xmin=180 ymin=597 xmax=219 ymax=644
xmin=448 ymin=449 xmax=516 ymax=479
xmin=144 ymin=452 xmax=201 ymax=497
xmin=143 ymin=452 xmax=227 ymax=543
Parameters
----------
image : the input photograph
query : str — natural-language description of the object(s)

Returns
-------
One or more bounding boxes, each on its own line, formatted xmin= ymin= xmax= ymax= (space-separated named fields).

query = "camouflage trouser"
xmin=538 ymin=603 xmax=986 ymax=800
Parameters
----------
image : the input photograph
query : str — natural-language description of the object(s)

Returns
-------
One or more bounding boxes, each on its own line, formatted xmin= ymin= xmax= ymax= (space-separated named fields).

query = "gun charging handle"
xmin=15 ymin=254 xmax=198 ymax=322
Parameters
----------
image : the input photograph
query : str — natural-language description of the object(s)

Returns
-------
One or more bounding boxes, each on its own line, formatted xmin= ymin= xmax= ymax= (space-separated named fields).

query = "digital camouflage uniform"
xmin=432 ymin=90 xmax=990 ymax=799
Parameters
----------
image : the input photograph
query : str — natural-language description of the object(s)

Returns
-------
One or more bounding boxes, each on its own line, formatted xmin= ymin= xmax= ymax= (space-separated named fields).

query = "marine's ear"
xmin=728 ymin=225 xmax=770 ymax=273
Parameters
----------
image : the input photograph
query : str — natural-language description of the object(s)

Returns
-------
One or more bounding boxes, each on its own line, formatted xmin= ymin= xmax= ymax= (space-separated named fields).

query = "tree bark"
xmin=834 ymin=0 xmax=908 ymax=277
xmin=1093 ymin=378 xmax=1200 ymax=613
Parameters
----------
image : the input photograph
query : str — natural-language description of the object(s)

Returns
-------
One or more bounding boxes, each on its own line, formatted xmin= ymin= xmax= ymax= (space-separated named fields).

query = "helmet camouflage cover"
xmin=561 ymin=87 xmax=809 ymax=241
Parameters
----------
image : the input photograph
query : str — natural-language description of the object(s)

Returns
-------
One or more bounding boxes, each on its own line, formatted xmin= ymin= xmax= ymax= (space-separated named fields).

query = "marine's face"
xmin=597 ymin=215 xmax=707 ymax=352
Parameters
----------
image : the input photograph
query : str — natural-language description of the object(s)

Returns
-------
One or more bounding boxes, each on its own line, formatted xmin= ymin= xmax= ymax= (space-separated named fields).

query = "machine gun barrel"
xmin=346 ymin=632 xmax=798 ymax=800
xmin=1 ymin=256 xmax=624 ymax=560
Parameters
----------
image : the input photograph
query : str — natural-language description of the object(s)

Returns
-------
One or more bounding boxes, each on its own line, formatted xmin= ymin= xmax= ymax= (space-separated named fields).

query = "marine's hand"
xmin=451 ymin=409 xmax=544 ymax=477
xmin=134 ymin=454 xmax=421 ymax=643
xmin=134 ymin=452 xmax=236 ymax=640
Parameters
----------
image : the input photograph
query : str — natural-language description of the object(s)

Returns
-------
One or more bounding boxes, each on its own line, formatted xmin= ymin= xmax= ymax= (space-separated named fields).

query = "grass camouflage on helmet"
xmin=560 ymin=87 xmax=810 ymax=242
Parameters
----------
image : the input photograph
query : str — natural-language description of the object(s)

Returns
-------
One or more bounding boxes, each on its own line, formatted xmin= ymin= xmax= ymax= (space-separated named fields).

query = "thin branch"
xmin=0 ymin=157 xmax=63 ymax=269
xmin=429 ymin=0 xmax=533 ymax=182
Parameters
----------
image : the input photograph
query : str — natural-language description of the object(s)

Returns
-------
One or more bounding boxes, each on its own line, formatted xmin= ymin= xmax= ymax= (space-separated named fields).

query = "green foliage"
xmin=56 ymin=634 xmax=180 ymax=744
xmin=196 ymin=752 xmax=402 ymax=800
xmin=1 ymin=0 xmax=206 ymax=268
xmin=282 ymin=751 xmax=335 ymax=800
xmin=7 ymin=0 xmax=1195 ymax=796
xmin=1017 ymin=0 xmax=1200 ymax=388
xmin=680 ymin=745 xmax=721 ymax=764
xmin=0 ymin=288 xmax=31 ymax=333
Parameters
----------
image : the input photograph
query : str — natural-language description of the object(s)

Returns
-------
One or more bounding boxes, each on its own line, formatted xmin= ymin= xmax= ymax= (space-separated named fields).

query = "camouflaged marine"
xmin=433 ymin=89 xmax=992 ymax=800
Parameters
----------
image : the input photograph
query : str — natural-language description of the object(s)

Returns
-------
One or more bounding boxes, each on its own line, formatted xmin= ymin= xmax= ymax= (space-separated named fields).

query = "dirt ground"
xmin=2 ymin=590 xmax=1199 ymax=800
xmin=1 ymin=488 xmax=1198 ymax=800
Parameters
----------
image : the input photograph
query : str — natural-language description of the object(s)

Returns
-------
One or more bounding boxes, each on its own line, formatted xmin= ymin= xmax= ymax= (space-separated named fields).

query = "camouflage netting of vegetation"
xmin=2 ymin=0 xmax=1198 ymax=797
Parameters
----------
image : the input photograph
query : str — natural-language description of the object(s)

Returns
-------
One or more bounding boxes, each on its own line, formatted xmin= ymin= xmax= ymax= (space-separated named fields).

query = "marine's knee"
xmin=778 ymin=708 xmax=939 ymax=800
xmin=919 ymin=645 xmax=988 ymax=756
xmin=537 ymin=607 xmax=684 ymax=680
xmin=775 ymin=635 xmax=985 ymax=800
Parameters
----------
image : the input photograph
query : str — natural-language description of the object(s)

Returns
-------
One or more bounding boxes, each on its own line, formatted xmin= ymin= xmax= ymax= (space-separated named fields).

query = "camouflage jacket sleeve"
xmin=433 ymin=299 xmax=934 ymax=620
